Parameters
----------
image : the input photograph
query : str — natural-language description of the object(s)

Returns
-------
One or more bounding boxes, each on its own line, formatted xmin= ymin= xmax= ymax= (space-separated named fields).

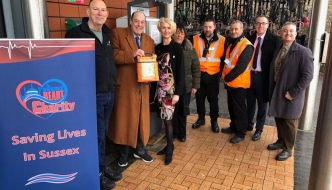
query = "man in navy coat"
xmin=246 ymin=16 xmax=281 ymax=141
xmin=267 ymin=22 xmax=314 ymax=161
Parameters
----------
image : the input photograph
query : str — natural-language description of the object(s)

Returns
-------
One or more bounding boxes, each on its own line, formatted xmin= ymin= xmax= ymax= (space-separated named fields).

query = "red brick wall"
xmin=47 ymin=0 xmax=157 ymax=38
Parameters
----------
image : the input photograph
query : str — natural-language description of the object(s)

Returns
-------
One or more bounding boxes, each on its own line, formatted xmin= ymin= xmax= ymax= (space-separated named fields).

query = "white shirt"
xmin=252 ymin=32 xmax=266 ymax=71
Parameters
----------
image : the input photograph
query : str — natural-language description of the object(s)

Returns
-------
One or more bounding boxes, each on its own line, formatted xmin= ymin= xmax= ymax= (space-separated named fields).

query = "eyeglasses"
xmin=255 ymin=22 xmax=268 ymax=26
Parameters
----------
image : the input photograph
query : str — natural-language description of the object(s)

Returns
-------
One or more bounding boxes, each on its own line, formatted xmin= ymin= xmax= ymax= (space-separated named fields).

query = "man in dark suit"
xmin=267 ymin=22 xmax=313 ymax=161
xmin=246 ymin=16 xmax=281 ymax=141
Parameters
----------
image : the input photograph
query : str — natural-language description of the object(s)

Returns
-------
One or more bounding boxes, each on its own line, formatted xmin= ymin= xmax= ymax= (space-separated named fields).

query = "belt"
xmin=251 ymin=70 xmax=261 ymax=74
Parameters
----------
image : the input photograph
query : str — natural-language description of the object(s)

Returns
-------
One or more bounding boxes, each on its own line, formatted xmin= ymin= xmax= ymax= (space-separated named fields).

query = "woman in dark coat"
xmin=155 ymin=17 xmax=185 ymax=165
xmin=172 ymin=23 xmax=200 ymax=142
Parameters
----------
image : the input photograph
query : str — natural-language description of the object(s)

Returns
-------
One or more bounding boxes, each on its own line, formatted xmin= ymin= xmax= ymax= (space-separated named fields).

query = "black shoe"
xmin=100 ymin=172 xmax=115 ymax=190
xmin=157 ymin=146 xmax=166 ymax=155
xmin=211 ymin=122 xmax=220 ymax=133
xmin=165 ymin=143 xmax=174 ymax=165
xmin=252 ymin=131 xmax=261 ymax=141
xmin=157 ymin=144 xmax=174 ymax=155
xmin=246 ymin=127 xmax=253 ymax=131
xmin=192 ymin=119 xmax=205 ymax=129
xmin=230 ymin=136 xmax=244 ymax=144
xmin=117 ymin=157 xmax=128 ymax=167
xmin=165 ymin=156 xmax=172 ymax=165
xmin=221 ymin=127 xmax=236 ymax=133
xmin=276 ymin=150 xmax=292 ymax=161
xmin=118 ymin=161 xmax=128 ymax=167
xmin=267 ymin=142 xmax=283 ymax=150
xmin=178 ymin=137 xmax=186 ymax=142
xmin=103 ymin=167 xmax=122 ymax=181
xmin=133 ymin=152 xmax=153 ymax=163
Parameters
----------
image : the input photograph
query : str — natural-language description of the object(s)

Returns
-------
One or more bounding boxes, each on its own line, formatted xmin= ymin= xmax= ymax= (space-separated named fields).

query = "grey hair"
xmin=282 ymin=22 xmax=297 ymax=28
xmin=230 ymin=20 xmax=243 ymax=28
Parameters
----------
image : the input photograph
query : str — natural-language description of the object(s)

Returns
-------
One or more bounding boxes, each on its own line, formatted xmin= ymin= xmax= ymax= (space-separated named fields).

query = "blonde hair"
xmin=157 ymin=17 xmax=176 ymax=34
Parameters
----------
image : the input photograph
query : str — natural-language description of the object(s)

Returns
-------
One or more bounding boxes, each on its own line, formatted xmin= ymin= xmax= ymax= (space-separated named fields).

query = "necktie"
xmin=135 ymin=36 xmax=140 ymax=49
xmin=274 ymin=47 xmax=287 ymax=82
xmin=252 ymin=37 xmax=261 ymax=70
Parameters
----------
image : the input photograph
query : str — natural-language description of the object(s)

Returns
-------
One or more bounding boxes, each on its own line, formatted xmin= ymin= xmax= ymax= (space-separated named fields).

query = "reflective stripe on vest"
xmin=222 ymin=37 xmax=253 ymax=88
xmin=224 ymin=39 xmax=251 ymax=70
xmin=194 ymin=34 xmax=225 ymax=75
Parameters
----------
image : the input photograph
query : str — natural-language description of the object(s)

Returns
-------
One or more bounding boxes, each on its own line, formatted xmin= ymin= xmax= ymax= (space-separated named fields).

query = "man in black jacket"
xmin=246 ymin=16 xmax=281 ymax=141
xmin=192 ymin=17 xmax=226 ymax=133
xmin=65 ymin=0 xmax=121 ymax=189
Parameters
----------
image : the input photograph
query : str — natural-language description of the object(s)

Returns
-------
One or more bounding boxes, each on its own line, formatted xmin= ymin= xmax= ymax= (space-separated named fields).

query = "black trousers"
xmin=275 ymin=117 xmax=298 ymax=152
xmin=246 ymin=72 xmax=268 ymax=132
xmin=173 ymin=92 xmax=191 ymax=138
xmin=195 ymin=82 xmax=219 ymax=122
xmin=118 ymin=137 xmax=145 ymax=163
xmin=227 ymin=88 xmax=248 ymax=138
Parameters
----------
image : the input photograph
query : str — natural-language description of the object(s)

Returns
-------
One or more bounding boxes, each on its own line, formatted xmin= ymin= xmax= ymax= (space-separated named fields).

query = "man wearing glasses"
xmin=192 ymin=17 xmax=226 ymax=133
xmin=246 ymin=16 xmax=281 ymax=141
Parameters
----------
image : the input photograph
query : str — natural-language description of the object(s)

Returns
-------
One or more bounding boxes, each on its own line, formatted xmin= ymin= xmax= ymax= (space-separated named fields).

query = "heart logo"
xmin=16 ymin=79 xmax=75 ymax=119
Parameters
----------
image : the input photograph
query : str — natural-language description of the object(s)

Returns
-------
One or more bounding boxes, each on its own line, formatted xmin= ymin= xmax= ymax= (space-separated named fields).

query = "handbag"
xmin=137 ymin=53 xmax=159 ymax=82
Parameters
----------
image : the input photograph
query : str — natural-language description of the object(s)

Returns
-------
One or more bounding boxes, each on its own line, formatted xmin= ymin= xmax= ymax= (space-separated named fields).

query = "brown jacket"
xmin=108 ymin=26 xmax=155 ymax=147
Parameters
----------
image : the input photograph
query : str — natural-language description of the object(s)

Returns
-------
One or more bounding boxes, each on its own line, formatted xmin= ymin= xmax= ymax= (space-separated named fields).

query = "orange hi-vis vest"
xmin=221 ymin=37 xmax=253 ymax=88
xmin=193 ymin=34 xmax=225 ymax=75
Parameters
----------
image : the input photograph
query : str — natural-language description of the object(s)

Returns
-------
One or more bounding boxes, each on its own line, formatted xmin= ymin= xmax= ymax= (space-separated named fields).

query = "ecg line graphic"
xmin=0 ymin=40 xmax=93 ymax=59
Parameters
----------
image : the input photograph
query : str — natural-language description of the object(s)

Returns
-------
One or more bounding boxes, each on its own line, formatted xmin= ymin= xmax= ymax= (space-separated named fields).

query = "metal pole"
xmin=21 ymin=0 xmax=49 ymax=38
xmin=2 ymin=0 xmax=15 ymax=38
xmin=166 ymin=1 xmax=174 ymax=20
xmin=299 ymin=0 xmax=328 ymax=130
xmin=308 ymin=22 xmax=332 ymax=190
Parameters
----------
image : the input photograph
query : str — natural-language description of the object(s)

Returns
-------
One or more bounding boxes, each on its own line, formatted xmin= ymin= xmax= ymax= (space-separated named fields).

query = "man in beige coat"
xmin=108 ymin=11 xmax=155 ymax=166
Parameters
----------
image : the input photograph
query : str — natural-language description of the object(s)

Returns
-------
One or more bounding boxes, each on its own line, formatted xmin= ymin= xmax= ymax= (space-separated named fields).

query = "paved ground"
xmin=113 ymin=116 xmax=294 ymax=190
xmin=105 ymin=76 xmax=323 ymax=190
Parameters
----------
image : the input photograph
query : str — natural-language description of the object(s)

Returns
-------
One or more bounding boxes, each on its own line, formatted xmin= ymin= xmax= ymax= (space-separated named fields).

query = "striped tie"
xmin=135 ymin=36 xmax=140 ymax=49
xmin=274 ymin=47 xmax=287 ymax=82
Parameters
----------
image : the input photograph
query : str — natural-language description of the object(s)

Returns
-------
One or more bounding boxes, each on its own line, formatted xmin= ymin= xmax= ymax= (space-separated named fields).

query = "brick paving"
xmin=106 ymin=77 xmax=323 ymax=189
xmin=112 ymin=115 xmax=295 ymax=190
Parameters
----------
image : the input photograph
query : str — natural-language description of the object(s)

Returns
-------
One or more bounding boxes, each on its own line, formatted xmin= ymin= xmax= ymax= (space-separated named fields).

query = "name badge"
xmin=209 ymin=47 xmax=214 ymax=51
xmin=224 ymin=59 xmax=230 ymax=65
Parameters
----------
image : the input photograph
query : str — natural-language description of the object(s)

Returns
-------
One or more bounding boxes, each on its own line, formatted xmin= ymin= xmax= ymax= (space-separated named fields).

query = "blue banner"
xmin=0 ymin=39 xmax=99 ymax=189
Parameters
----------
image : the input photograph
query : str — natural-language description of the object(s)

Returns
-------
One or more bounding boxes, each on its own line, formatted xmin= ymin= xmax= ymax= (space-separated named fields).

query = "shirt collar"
xmin=133 ymin=33 xmax=140 ymax=39
xmin=257 ymin=32 xmax=266 ymax=40
xmin=283 ymin=42 xmax=293 ymax=50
